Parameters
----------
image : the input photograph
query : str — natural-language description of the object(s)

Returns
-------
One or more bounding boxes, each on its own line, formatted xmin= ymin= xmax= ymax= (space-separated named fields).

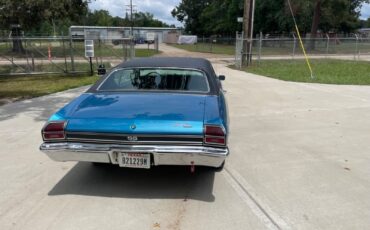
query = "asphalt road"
xmin=1 ymin=58 xmax=370 ymax=229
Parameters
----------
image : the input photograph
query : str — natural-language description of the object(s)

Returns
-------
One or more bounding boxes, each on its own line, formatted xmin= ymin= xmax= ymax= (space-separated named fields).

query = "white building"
xmin=69 ymin=26 xmax=182 ymax=43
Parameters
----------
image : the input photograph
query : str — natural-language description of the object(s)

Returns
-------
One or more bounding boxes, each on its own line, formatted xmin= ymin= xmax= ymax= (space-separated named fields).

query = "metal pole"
xmin=31 ymin=53 xmax=35 ymax=71
xmin=325 ymin=33 xmax=329 ymax=58
xmin=89 ymin=57 xmax=93 ymax=76
xmin=258 ymin=31 xmax=262 ymax=64
xmin=248 ymin=0 xmax=256 ymax=64
xmin=354 ymin=33 xmax=359 ymax=60
xmin=25 ymin=39 xmax=31 ymax=72
xmin=235 ymin=32 xmax=238 ymax=64
xmin=62 ymin=34 xmax=68 ymax=73
xmin=293 ymin=34 xmax=296 ymax=59
xmin=69 ymin=27 xmax=75 ymax=72
xmin=130 ymin=0 xmax=133 ymax=36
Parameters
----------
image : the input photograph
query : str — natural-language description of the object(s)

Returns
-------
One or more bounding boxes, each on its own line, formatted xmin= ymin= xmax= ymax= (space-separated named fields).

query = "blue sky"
xmin=89 ymin=1 xmax=370 ymax=27
xmin=89 ymin=0 xmax=182 ymax=26
xmin=361 ymin=3 xmax=370 ymax=19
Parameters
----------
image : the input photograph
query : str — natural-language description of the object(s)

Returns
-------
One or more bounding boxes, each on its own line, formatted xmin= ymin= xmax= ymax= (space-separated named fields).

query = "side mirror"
xmin=219 ymin=75 xmax=225 ymax=81
xmin=97 ymin=64 xmax=106 ymax=76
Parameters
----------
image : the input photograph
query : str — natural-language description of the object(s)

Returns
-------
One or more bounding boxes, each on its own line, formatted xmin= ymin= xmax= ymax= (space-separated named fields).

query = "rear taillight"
xmin=42 ymin=121 xmax=66 ymax=140
xmin=204 ymin=125 xmax=226 ymax=146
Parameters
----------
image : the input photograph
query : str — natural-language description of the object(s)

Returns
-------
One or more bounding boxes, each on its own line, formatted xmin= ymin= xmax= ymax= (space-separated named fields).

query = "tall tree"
xmin=309 ymin=0 xmax=321 ymax=48
xmin=0 ymin=0 xmax=89 ymax=52
xmin=171 ymin=0 xmax=212 ymax=35
xmin=173 ymin=0 xmax=370 ymax=36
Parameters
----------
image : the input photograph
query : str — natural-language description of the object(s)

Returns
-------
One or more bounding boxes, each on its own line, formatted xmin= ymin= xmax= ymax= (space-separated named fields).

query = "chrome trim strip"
xmin=96 ymin=67 xmax=211 ymax=93
xmin=64 ymin=132 xmax=204 ymax=145
xmin=64 ymin=138 xmax=203 ymax=146
xmin=40 ymin=142 xmax=229 ymax=167
xmin=65 ymin=132 xmax=203 ymax=138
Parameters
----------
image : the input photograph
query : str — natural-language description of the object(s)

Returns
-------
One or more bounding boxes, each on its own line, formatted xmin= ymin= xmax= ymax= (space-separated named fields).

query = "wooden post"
xmin=242 ymin=0 xmax=252 ymax=67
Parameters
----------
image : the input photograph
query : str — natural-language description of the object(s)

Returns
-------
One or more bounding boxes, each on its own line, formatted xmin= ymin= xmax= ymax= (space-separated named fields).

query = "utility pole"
xmin=242 ymin=0 xmax=255 ymax=67
xmin=126 ymin=0 xmax=137 ymax=37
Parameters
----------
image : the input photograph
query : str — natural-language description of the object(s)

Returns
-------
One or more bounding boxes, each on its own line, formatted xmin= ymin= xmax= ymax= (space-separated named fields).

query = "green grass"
xmin=0 ymin=74 xmax=99 ymax=102
xmin=237 ymin=59 xmax=370 ymax=85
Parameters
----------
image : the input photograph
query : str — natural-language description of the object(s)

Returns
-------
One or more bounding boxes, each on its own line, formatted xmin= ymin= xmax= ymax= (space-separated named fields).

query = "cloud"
xmin=361 ymin=3 xmax=370 ymax=20
xmin=89 ymin=0 xmax=182 ymax=26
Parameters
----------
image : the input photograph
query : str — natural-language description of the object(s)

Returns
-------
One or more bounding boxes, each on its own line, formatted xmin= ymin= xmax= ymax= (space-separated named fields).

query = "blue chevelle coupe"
xmin=40 ymin=57 xmax=229 ymax=171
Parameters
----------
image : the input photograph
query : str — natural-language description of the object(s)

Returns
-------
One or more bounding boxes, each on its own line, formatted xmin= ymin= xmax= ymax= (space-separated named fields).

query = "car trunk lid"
xmin=64 ymin=93 xmax=206 ymax=135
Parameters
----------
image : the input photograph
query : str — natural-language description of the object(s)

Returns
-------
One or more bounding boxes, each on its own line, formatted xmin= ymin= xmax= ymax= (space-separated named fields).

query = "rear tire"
xmin=213 ymin=161 xmax=225 ymax=172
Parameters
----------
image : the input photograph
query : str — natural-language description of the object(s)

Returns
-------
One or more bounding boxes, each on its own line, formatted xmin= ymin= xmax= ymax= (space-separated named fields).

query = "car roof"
xmin=87 ymin=57 xmax=219 ymax=95
xmin=116 ymin=57 xmax=217 ymax=77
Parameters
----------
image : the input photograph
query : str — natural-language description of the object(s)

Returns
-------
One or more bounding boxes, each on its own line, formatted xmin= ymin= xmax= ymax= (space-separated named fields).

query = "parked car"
xmin=40 ymin=57 xmax=229 ymax=171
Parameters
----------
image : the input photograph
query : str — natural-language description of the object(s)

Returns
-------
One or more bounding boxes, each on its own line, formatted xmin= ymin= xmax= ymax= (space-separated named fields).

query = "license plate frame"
xmin=117 ymin=152 xmax=151 ymax=169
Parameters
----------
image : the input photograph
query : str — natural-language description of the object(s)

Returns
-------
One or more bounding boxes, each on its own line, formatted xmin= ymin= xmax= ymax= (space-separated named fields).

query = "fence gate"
xmin=235 ymin=32 xmax=244 ymax=69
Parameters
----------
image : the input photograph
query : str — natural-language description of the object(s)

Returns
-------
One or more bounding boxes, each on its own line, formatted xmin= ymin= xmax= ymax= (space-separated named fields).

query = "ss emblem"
xmin=127 ymin=136 xmax=138 ymax=141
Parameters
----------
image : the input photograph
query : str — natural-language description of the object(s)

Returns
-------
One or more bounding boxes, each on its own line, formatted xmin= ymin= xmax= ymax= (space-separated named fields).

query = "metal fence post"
xmin=235 ymin=32 xmax=238 ymax=65
xmin=68 ymin=28 xmax=75 ymax=72
xmin=62 ymin=35 xmax=68 ymax=73
xmin=258 ymin=32 xmax=262 ymax=64
xmin=292 ymin=34 xmax=296 ymax=59
xmin=31 ymin=53 xmax=35 ymax=71
xmin=24 ymin=39 xmax=31 ymax=73
xmin=354 ymin=33 xmax=359 ymax=60
xmin=326 ymin=33 xmax=329 ymax=58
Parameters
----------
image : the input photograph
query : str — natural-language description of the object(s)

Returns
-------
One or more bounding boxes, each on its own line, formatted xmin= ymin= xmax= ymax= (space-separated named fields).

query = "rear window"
xmin=98 ymin=68 xmax=209 ymax=92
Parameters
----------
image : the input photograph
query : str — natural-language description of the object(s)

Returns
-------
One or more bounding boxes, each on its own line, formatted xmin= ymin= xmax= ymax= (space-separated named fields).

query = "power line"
xmin=125 ymin=0 xmax=137 ymax=36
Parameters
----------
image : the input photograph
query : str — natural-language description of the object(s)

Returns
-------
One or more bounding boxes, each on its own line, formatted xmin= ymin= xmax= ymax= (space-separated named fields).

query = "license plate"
xmin=118 ymin=152 xmax=150 ymax=169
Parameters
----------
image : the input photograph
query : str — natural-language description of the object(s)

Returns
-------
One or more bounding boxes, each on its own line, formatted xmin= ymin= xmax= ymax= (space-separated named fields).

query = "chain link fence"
xmin=172 ymin=33 xmax=370 ymax=66
xmin=0 ymin=36 xmax=136 ymax=75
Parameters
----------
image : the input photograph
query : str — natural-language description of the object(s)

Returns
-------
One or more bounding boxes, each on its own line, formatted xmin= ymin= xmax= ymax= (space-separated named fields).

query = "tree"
xmin=0 ymin=0 xmax=89 ymax=52
xmin=308 ymin=0 xmax=370 ymax=49
xmin=173 ymin=0 xmax=370 ymax=37
xmin=172 ymin=0 xmax=212 ymax=35
xmin=133 ymin=12 xmax=170 ymax=27
xmin=309 ymin=0 xmax=321 ymax=49
xmin=86 ymin=10 xmax=113 ymax=26
xmin=85 ymin=10 xmax=171 ymax=28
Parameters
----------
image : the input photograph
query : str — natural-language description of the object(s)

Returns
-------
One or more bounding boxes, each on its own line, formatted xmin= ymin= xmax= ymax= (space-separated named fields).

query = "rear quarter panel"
xmin=203 ymin=92 xmax=229 ymax=134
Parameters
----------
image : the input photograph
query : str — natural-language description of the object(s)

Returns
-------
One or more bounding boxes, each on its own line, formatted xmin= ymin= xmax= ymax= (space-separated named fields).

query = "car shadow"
xmin=48 ymin=162 xmax=216 ymax=202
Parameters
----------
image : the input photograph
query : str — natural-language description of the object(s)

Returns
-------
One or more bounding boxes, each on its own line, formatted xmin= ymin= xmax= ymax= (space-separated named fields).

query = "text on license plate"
xmin=118 ymin=153 xmax=150 ymax=169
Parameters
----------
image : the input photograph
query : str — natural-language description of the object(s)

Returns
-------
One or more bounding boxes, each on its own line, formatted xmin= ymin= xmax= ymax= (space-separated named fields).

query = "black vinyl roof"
xmin=116 ymin=57 xmax=217 ymax=78
xmin=87 ymin=57 xmax=219 ymax=95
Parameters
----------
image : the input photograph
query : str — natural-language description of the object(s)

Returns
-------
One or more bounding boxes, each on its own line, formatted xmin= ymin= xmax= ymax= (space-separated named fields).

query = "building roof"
xmin=70 ymin=26 xmax=180 ymax=31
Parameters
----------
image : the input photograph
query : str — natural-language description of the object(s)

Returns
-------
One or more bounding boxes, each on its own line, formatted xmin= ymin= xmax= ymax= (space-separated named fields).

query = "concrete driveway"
xmin=1 ymin=60 xmax=370 ymax=229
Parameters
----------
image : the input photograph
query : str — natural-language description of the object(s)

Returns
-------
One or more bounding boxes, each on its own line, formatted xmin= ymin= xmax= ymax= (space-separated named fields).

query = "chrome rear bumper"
xmin=40 ymin=142 xmax=229 ymax=168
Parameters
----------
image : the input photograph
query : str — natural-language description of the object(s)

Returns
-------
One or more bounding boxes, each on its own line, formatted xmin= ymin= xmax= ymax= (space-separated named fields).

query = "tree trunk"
xmin=11 ymin=25 xmax=24 ymax=54
xmin=309 ymin=0 xmax=321 ymax=50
